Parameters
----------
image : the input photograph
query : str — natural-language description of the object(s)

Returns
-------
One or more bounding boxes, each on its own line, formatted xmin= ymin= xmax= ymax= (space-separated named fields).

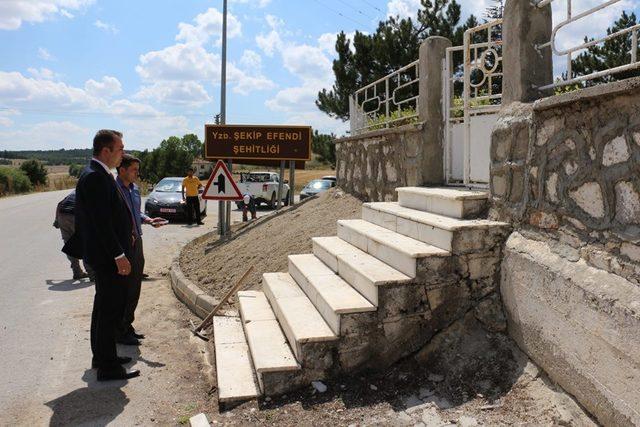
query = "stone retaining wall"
xmin=491 ymin=77 xmax=640 ymax=283
xmin=335 ymin=123 xmax=427 ymax=202
xmin=492 ymin=77 xmax=640 ymax=425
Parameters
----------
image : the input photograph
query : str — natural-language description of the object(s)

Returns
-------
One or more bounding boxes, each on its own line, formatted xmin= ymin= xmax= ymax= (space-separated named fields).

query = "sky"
xmin=0 ymin=0 xmax=638 ymax=151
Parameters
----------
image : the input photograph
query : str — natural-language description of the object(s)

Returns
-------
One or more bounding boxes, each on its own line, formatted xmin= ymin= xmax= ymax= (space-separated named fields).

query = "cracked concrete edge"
xmin=170 ymin=256 xmax=218 ymax=320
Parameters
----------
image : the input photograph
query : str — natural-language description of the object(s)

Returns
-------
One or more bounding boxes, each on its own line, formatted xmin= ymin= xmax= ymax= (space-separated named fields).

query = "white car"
xmin=236 ymin=171 xmax=290 ymax=209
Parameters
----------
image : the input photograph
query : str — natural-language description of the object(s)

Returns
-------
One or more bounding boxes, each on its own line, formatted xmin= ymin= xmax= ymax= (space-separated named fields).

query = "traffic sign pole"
xmin=277 ymin=160 xmax=285 ymax=209
xmin=289 ymin=160 xmax=295 ymax=206
xmin=218 ymin=0 xmax=228 ymax=236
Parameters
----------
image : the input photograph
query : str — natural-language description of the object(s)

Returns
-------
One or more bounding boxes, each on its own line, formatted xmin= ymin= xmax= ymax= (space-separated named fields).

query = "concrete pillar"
xmin=418 ymin=36 xmax=451 ymax=185
xmin=502 ymin=0 xmax=554 ymax=104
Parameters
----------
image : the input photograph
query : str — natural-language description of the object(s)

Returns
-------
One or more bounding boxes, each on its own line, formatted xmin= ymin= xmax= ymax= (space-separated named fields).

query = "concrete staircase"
xmin=212 ymin=187 xmax=510 ymax=402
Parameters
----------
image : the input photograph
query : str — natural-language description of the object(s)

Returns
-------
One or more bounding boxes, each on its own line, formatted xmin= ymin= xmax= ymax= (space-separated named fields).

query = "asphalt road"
xmin=0 ymin=189 xmax=274 ymax=425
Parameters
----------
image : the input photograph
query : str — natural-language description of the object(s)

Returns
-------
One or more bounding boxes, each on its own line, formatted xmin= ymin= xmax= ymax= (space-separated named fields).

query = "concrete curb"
xmin=170 ymin=256 xmax=218 ymax=320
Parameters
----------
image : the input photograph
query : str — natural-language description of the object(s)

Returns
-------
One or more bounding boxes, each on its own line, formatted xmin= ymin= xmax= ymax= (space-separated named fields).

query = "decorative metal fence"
xmin=349 ymin=60 xmax=420 ymax=135
xmin=535 ymin=0 xmax=640 ymax=89
xmin=444 ymin=19 xmax=503 ymax=185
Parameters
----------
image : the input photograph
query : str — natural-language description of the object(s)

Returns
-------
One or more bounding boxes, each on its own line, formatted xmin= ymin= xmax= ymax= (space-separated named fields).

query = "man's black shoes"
xmin=91 ymin=356 xmax=132 ymax=369
xmin=131 ymin=331 xmax=145 ymax=339
xmin=97 ymin=367 xmax=140 ymax=381
xmin=197 ymin=221 xmax=204 ymax=225
xmin=117 ymin=333 xmax=140 ymax=346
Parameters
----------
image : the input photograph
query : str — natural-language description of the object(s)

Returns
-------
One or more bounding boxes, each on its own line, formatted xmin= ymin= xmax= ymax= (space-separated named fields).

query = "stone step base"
xmin=337 ymin=219 xmax=448 ymax=277
xmin=212 ymin=316 xmax=261 ymax=402
xmin=396 ymin=186 xmax=488 ymax=219
xmin=312 ymin=236 xmax=411 ymax=306
xmin=362 ymin=202 xmax=509 ymax=254
xmin=263 ymin=272 xmax=338 ymax=360
xmin=288 ymin=254 xmax=376 ymax=334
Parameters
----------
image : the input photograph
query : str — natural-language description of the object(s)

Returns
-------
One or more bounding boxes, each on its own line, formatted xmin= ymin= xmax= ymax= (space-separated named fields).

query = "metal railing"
xmin=535 ymin=0 xmax=640 ymax=89
xmin=349 ymin=60 xmax=420 ymax=135
xmin=444 ymin=19 xmax=503 ymax=185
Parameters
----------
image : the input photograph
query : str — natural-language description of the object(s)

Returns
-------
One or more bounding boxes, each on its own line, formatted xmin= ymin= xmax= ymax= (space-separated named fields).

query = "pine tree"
xmin=316 ymin=0 xmax=477 ymax=121
xmin=571 ymin=11 xmax=640 ymax=86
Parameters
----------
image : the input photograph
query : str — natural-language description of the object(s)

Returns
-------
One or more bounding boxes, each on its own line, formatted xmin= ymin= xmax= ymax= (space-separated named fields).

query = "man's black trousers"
xmin=90 ymin=264 xmax=127 ymax=369
xmin=185 ymin=196 xmax=201 ymax=224
xmin=121 ymin=237 xmax=144 ymax=337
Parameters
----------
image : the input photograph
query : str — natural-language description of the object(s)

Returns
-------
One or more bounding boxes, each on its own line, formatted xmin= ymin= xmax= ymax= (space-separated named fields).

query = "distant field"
xmin=0 ymin=161 xmax=76 ymax=195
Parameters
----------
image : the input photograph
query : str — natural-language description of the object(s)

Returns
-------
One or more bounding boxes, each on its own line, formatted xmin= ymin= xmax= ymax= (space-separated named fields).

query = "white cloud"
xmin=232 ymin=73 xmax=276 ymax=95
xmin=0 ymin=0 xmax=94 ymax=30
xmin=134 ymin=81 xmax=212 ymax=106
xmin=94 ymin=19 xmax=118 ymax=34
xmin=175 ymin=7 xmax=241 ymax=45
xmin=84 ymin=76 xmax=122 ymax=97
xmin=281 ymin=44 xmax=333 ymax=83
xmin=0 ymin=109 xmax=19 ymax=127
xmin=0 ymin=70 xmax=196 ymax=150
xmin=0 ymin=71 xmax=104 ymax=110
xmin=256 ymin=14 xmax=342 ymax=134
xmin=0 ymin=121 xmax=92 ymax=150
xmin=318 ymin=33 xmax=338 ymax=53
xmin=38 ymin=47 xmax=54 ymax=61
xmin=265 ymin=85 xmax=318 ymax=113
xmin=255 ymin=14 xmax=285 ymax=56
xmin=136 ymin=43 xmax=221 ymax=82
xmin=386 ymin=0 xmax=421 ymax=19
xmin=135 ymin=8 xmax=275 ymax=97
xmin=27 ymin=67 xmax=57 ymax=80
xmin=240 ymin=49 xmax=262 ymax=69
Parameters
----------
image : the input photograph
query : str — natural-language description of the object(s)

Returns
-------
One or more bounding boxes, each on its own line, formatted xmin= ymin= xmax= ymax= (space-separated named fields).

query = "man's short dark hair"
xmin=187 ymin=167 xmax=194 ymax=172
xmin=93 ymin=129 xmax=123 ymax=156
xmin=117 ymin=153 xmax=141 ymax=172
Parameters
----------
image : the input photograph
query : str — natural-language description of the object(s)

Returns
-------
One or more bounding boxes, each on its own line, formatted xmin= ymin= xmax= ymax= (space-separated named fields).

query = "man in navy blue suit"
xmin=74 ymin=130 xmax=140 ymax=381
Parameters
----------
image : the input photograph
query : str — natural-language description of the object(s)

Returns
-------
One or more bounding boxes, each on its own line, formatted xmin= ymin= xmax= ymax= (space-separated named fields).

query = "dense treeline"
xmin=1 ymin=149 xmax=92 ymax=166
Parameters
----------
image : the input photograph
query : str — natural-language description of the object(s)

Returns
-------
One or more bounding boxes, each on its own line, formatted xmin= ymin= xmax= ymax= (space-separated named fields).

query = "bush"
xmin=68 ymin=163 xmax=83 ymax=178
xmin=0 ymin=167 xmax=32 ymax=196
xmin=366 ymin=107 xmax=419 ymax=130
xmin=20 ymin=159 xmax=48 ymax=186
xmin=311 ymin=130 xmax=336 ymax=167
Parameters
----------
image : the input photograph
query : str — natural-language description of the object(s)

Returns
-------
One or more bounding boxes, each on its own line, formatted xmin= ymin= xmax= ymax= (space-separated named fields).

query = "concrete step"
xmin=396 ymin=186 xmax=488 ymax=219
xmin=312 ymin=236 xmax=411 ymax=306
xmin=212 ymin=316 xmax=261 ymax=402
xmin=362 ymin=202 xmax=509 ymax=253
xmin=262 ymin=272 xmax=338 ymax=359
xmin=288 ymin=254 xmax=376 ymax=334
xmin=336 ymin=219 xmax=448 ymax=277
xmin=238 ymin=291 xmax=300 ymax=392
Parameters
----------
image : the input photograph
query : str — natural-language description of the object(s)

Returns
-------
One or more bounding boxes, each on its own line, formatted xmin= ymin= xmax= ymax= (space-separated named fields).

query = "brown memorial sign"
xmin=205 ymin=124 xmax=312 ymax=161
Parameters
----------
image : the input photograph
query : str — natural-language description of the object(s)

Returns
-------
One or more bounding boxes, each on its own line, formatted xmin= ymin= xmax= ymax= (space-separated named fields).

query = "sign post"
xmin=218 ymin=0 xmax=228 ymax=236
xmin=289 ymin=160 xmax=295 ymax=206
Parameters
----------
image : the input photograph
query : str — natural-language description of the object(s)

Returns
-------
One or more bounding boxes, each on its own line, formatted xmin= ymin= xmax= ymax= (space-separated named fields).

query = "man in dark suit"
xmin=74 ymin=129 xmax=140 ymax=381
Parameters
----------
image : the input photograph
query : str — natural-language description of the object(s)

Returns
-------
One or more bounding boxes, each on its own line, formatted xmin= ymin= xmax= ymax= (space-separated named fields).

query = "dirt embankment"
xmin=179 ymin=188 xmax=363 ymax=302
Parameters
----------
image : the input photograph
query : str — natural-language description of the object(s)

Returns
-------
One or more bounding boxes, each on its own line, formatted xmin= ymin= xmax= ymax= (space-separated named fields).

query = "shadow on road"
xmin=45 ymin=278 xmax=93 ymax=291
xmin=44 ymin=381 xmax=129 ymax=427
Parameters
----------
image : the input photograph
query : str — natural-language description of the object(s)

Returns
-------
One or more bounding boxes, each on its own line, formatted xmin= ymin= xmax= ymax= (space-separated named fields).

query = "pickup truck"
xmin=236 ymin=171 xmax=290 ymax=209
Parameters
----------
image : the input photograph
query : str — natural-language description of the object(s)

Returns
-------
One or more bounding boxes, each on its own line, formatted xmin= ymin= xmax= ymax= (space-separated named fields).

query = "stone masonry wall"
xmin=492 ymin=78 xmax=640 ymax=425
xmin=335 ymin=123 xmax=426 ymax=202
xmin=490 ymin=77 xmax=640 ymax=284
